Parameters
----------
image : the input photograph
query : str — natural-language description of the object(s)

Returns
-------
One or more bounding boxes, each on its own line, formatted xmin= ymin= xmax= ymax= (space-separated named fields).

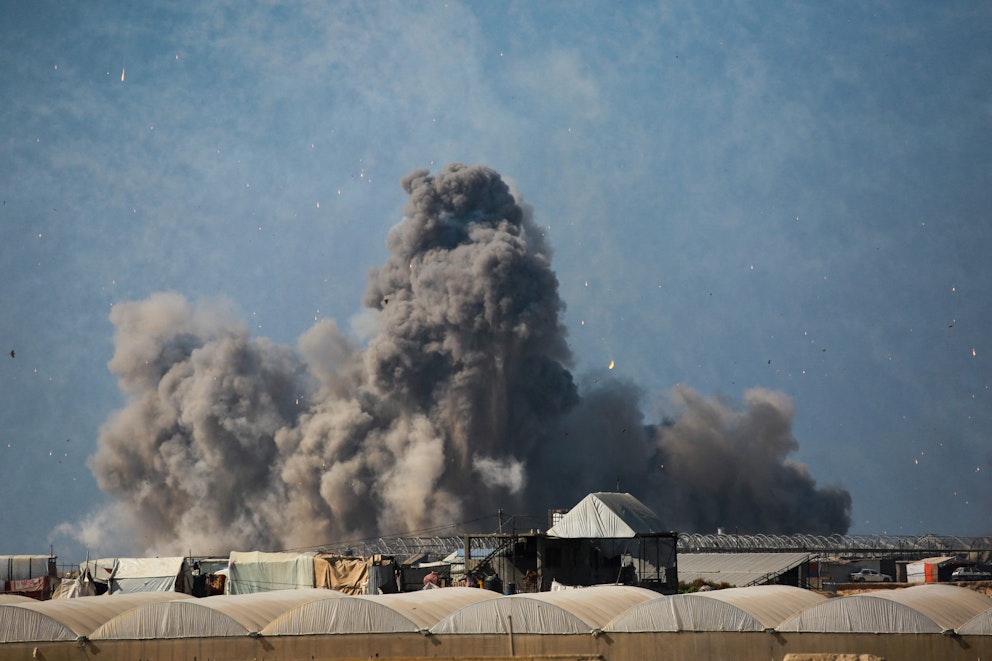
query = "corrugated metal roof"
xmin=677 ymin=552 xmax=810 ymax=587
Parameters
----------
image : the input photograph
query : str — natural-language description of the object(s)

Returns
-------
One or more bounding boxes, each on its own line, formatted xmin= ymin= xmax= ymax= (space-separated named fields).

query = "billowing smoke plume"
xmin=81 ymin=164 xmax=850 ymax=556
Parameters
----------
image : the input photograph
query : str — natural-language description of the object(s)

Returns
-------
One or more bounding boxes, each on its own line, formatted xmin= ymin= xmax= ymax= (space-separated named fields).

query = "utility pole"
xmin=498 ymin=508 xmax=504 ymax=534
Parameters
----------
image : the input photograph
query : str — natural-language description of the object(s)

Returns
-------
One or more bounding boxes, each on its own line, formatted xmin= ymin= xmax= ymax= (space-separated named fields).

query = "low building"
xmin=462 ymin=492 xmax=678 ymax=594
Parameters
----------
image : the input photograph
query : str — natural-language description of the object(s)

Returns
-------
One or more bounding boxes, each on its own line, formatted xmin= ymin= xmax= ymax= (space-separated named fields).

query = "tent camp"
xmin=109 ymin=557 xmax=192 ymax=594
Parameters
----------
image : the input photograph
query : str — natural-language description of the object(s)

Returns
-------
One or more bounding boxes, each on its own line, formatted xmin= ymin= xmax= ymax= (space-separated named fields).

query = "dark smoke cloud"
xmin=80 ymin=164 xmax=849 ymax=556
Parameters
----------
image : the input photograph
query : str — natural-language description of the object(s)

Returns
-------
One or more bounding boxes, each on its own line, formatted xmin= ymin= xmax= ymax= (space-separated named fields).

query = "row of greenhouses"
xmin=4 ymin=584 xmax=992 ymax=661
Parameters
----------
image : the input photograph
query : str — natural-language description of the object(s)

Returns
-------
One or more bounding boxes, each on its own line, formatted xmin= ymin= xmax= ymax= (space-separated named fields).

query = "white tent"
xmin=546 ymin=493 xmax=666 ymax=538
xmin=227 ymin=551 xmax=315 ymax=594
xmin=0 ymin=556 xmax=52 ymax=582
xmin=109 ymin=557 xmax=191 ymax=594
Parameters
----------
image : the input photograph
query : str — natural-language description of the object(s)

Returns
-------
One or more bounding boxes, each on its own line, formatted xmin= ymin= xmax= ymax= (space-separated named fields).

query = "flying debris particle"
xmin=121 ymin=67 xmax=125 ymax=82
xmin=973 ymin=348 xmax=978 ymax=357
xmin=9 ymin=350 xmax=13 ymax=358
xmin=608 ymin=360 xmax=615 ymax=370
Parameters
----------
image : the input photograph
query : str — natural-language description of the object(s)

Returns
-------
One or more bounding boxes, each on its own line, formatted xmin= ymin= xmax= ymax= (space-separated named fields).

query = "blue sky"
xmin=2 ymin=1 xmax=990 ymax=563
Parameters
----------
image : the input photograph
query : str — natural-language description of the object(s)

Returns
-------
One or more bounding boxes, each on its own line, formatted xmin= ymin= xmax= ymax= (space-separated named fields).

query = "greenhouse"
xmin=262 ymin=586 xmax=497 ymax=635
xmin=777 ymin=584 xmax=992 ymax=634
xmin=2 ymin=584 xmax=992 ymax=660
xmin=432 ymin=585 xmax=656 ymax=635
xmin=604 ymin=585 xmax=826 ymax=632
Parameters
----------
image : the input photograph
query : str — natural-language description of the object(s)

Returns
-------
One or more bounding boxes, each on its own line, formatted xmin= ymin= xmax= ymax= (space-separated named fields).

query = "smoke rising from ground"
xmin=81 ymin=164 xmax=850 ymax=556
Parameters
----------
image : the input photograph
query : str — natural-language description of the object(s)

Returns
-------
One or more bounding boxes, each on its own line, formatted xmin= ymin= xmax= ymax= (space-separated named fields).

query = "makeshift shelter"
xmin=468 ymin=493 xmax=677 ymax=594
xmin=0 ymin=555 xmax=55 ymax=599
xmin=51 ymin=570 xmax=96 ymax=599
xmin=546 ymin=493 xmax=667 ymax=538
xmin=314 ymin=554 xmax=397 ymax=595
xmin=906 ymin=556 xmax=957 ymax=583
xmin=227 ymin=551 xmax=315 ymax=594
xmin=109 ymin=557 xmax=192 ymax=594
xmin=79 ymin=558 xmax=117 ymax=594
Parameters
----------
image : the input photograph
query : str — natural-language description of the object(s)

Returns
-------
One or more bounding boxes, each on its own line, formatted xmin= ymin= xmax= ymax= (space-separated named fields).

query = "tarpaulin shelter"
xmin=109 ymin=557 xmax=192 ymax=594
xmin=468 ymin=493 xmax=677 ymax=593
xmin=227 ymin=552 xmax=315 ymax=594
xmin=546 ymin=493 xmax=667 ymax=538
xmin=314 ymin=554 xmax=397 ymax=595
xmin=0 ymin=556 xmax=55 ymax=600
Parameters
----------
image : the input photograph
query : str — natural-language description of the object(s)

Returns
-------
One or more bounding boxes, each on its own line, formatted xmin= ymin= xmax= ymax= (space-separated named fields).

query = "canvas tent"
xmin=1 ymin=556 xmax=54 ymax=599
xmin=546 ymin=492 xmax=667 ymax=538
xmin=109 ymin=557 xmax=191 ymax=594
xmin=314 ymin=554 xmax=398 ymax=595
xmin=227 ymin=552 xmax=315 ymax=594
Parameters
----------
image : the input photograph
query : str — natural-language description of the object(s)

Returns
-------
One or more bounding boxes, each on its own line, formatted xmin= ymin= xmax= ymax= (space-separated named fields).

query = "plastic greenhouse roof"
xmin=776 ymin=584 xmax=992 ymax=635
xmin=868 ymin=584 xmax=992 ymax=631
xmin=0 ymin=592 xmax=192 ymax=643
xmin=261 ymin=586 xmax=497 ymax=635
xmin=956 ymin=606 xmax=992 ymax=635
xmin=90 ymin=588 xmax=341 ymax=640
xmin=432 ymin=585 xmax=658 ymax=634
xmin=604 ymin=585 xmax=826 ymax=632
xmin=777 ymin=594 xmax=943 ymax=634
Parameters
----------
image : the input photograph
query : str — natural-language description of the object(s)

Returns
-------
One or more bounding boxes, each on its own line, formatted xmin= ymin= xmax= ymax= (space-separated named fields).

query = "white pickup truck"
xmin=849 ymin=568 xmax=893 ymax=582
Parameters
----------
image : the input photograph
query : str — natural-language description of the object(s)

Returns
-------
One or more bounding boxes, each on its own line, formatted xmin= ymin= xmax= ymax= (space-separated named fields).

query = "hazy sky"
xmin=2 ymin=1 xmax=990 ymax=564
